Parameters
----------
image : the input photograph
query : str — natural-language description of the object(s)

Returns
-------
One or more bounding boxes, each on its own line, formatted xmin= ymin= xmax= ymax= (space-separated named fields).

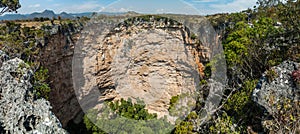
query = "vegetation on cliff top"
xmin=0 ymin=18 xmax=86 ymax=99
xmin=200 ymin=0 xmax=300 ymax=133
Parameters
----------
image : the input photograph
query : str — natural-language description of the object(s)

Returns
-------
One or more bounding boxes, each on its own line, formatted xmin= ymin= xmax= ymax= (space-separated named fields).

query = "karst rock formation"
xmin=73 ymin=15 xmax=215 ymax=122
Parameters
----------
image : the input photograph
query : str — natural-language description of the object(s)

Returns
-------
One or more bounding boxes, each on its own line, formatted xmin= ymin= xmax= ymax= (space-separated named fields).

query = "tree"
xmin=0 ymin=0 xmax=21 ymax=15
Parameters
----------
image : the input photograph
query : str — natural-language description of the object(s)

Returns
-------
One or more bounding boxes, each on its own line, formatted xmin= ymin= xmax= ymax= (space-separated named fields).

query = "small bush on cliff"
xmin=223 ymin=80 xmax=257 ymax=116
xmin=191 ymin=33 xmax=197 ymax=40
xmin=33 ymin=66 xmax=51 ymax=99
xmin=266 ymin=69 xmax=278 ymax=83
xmin=173 ymin=111 xmax=198 ymax=134
xmin=169 ymin=95 xmax=179 ymax=111
xmin=108 ymin=98 xmax=157 ymax=120
xmin=209 ymin=112 xmax=241 ymax=134
xmin=83 ymin=99 xmax=173 ymax=134
xmin=83 ymin=109 xmax=107 ymax=134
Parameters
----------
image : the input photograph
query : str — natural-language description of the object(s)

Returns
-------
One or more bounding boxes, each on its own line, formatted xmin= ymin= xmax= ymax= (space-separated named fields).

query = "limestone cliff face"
xmin=73 ymin=15 xmax=211 ymax=122
xmin=38 ymin=15 xmax=212 ymax=126
xmin=36 ymin=21 xmax=85 ymax=127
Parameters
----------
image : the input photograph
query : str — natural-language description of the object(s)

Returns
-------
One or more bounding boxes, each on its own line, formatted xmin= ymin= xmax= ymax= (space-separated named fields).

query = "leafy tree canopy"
xmin=0 ymin=0 xmax=21 ymax=15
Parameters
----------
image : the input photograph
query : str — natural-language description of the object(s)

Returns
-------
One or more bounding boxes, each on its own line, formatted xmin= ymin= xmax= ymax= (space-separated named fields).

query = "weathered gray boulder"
xmin=252 ymin=61 xmax=299 ymax=113
xmin=252 ymin=61 xmax=300 ymax=133
xmin=0 ymin=52 xmax=67 ymax=134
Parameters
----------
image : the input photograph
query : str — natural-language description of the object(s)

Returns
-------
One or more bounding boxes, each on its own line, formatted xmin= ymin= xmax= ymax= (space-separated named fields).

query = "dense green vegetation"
xmin=195 ymin=0 xmax=300 ymax=133
xmin=83 ymin=99 xmax=173 ymax=134
xmin=108 ymin=98 xmax=158 ymax=120
xmin=32 ymin=66 xmax=51 ymax=99
xmin=173 ymin=112 xmax=198 ymax=134
xmin=168 ymin=95 xmax=179 ymax=111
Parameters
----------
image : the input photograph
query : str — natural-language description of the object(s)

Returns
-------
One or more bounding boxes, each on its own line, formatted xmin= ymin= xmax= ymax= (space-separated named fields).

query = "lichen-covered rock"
xmin=252 ymin=61 xmax=299 ymax=113
xmin=252 ymin=61 xmax=300 ymax=132
xmin=0 ymin=55 xmax=67 ymax=133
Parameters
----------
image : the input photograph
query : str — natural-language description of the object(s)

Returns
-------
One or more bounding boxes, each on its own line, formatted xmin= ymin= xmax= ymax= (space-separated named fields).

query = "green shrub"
xmin=33 ymin=67 xmax=51 ymax=99
xmin=222 ymin=80 xmax=263 ymax=132
xmin=200 ymin=79 xmax=208 ymax=85
xmin=83 ymin=99 xmax=173 ymax=134
xmin=191 ymin=33 xmax=197 ymax=40
xmin=173 ymin=112 xmax=198 ymax=134
xmin=223 ymin=80 xmax=257 ymax=115
xmin=109 ymin=98 xmax=157 ymax=120
xmin=169 ymin=95 xmax=180 ymax=111
xmin=83 ymin=110 xmax=107 ymax=134
xmin=265 ymin=69 xmax=278 ymax=83
xmin=209 ymin=112 xmax=240 ymax=134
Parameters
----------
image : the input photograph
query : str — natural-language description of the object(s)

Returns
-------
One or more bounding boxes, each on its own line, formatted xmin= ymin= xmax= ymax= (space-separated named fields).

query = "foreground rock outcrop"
xmin=0 ymin=51 xmax=67 ymax=133
xmin=252 ymin=61 xmax=299 ymax=112
xmin=252 ymin=61 xmax=300 ymax=133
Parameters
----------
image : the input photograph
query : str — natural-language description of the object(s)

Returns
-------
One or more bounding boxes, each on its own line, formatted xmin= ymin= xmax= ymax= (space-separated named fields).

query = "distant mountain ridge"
xmin=0 ymin=9 xmax=124 ymax=20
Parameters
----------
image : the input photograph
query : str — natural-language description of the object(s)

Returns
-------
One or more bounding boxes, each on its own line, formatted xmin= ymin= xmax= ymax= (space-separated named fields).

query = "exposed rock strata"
xmin=73 ymin=16 xmax=212 ymax=122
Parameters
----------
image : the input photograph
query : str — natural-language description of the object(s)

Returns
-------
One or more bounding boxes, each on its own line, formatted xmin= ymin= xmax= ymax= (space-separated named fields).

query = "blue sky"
xmin=15 ymin=0 xmax=257 ymax=15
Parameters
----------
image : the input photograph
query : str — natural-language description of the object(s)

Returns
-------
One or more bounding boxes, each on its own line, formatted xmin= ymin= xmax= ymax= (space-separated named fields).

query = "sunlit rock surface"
xmin=73 ymin=16 xmax=211 ymax=123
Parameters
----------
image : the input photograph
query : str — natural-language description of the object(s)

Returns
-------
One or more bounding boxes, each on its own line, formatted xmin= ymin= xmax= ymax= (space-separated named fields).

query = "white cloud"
xmin=28 ymin=4 xmax=41 ymax=8
xmin=156 ymin=9 xmax=165 ymax=13
xmin=59 ymin=2 xmax=104 ymax=13
xmin=208 ymin=0 xmax=256 ymax=13
xmin=104 ymin=7 xmax=131 ymax=12
xmin=101 ymin=0 xmax=202 ymax=15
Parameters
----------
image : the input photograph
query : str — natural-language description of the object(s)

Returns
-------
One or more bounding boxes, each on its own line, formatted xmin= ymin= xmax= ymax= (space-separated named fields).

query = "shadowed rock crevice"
xmin=39 ymin=32 xmax=82 ymax=127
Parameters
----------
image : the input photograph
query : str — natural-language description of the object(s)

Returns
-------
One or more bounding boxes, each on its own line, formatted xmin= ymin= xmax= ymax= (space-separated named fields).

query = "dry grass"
xmin=15 ymin=20 xmax=60 ymax=29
